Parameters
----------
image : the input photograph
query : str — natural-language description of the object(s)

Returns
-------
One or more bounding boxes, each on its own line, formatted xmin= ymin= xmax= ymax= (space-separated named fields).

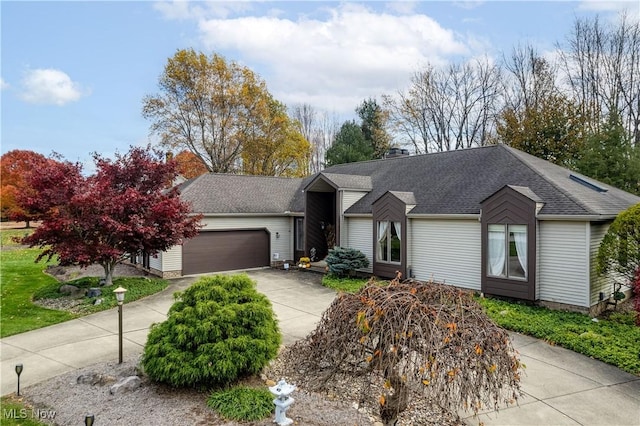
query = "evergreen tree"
xmin=324 ymin=120 xmax=374 ymax=167
xmin=576 ymin=112 xmax=640 ymax=195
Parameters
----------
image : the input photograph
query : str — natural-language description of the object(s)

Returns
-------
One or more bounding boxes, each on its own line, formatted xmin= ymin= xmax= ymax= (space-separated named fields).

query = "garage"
xmin=182 ymin=229 xmax=270 ymax=275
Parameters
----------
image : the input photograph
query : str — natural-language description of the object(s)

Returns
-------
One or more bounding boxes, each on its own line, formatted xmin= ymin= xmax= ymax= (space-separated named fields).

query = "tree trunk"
xmin=102 ymin=262 xmax=116 ymax=286
xmin=380 ymin=373 xmax=408 ymax=426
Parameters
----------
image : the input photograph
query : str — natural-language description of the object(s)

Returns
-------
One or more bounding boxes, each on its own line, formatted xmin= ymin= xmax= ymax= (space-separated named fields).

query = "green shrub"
xmin=207 ymin=386 xmax=273 ymax=421
xmin=325 ymin=246 xmax=369 ymax=277
xmin=142 ymin=274 xmax=281 ymax=388
xmin=322 ymin=274 xmax=370 ymax=293
xmin=478 ymin=296 xmax=640 ymax=375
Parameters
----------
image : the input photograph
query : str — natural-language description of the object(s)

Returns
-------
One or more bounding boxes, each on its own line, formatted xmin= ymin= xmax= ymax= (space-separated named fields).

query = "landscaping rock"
xmin=93 ymin=298 xmax=103 ymax=306
xmin=109 ymin=376 xmax=141 ymax=395
xmin=59 ymin=284 xmax=81 ymax=296
xmin=87 ymin=287 xmax=102 ymax=298
xmin=77 ymin=372 xmax=116 ymax=386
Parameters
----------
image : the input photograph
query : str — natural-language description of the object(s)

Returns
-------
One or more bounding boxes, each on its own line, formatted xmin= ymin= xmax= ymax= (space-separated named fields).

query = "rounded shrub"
xmin=142 ymin=274 xmax=281 ymax=388
xmin=207 ymin=386 xmax=274 ymax=421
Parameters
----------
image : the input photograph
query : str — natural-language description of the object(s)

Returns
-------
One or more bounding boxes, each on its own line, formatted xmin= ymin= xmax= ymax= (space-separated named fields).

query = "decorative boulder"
xmin=109 ymin=376 xmax=141 ymax=395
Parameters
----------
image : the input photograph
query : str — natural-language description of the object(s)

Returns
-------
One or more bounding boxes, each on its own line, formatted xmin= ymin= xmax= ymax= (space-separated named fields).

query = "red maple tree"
xmin=0 ymin=150 xmax=55 ymax=226
xmin=18 ymin=146 xmax=202 ymax=285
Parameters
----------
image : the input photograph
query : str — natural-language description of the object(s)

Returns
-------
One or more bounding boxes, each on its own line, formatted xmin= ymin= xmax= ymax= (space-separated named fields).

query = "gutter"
xmin=535 ymin=214 xmax=617 ymax=221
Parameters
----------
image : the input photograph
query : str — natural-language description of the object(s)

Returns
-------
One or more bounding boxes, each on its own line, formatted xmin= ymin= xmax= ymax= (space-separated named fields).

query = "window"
xmin=487 ymin=224 xmax=527 ymax=279
xmin=295 ymin=218 xmax=304 ymax=251
xmin=377 ymin=220 xmax=401 ymax=263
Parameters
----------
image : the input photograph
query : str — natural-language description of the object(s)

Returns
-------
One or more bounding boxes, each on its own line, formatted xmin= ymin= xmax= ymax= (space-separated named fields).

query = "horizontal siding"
xmin=199 ymin=216 xmax=293 ymax=261
xmin=410 ymin=219 xmax=481 ymax=290
xmin=538 ymin=221 xmax=589 ymax=307
xmin=342 ymin=191 xmax=369 ymax=212
xmin=345 ymin=217 xmax=373 ymax=272
xmin=162 ymin=245 xmax=182 ymax=272
xmin=149 ymin=253 xmax=162 ymax=270
xmin=590 ymin=222 xmax=610 ymax=305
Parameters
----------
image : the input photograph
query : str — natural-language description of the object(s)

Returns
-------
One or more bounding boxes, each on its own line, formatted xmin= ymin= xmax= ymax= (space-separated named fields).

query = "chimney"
xmin=384 ymin=146 xmax=410 ymax=159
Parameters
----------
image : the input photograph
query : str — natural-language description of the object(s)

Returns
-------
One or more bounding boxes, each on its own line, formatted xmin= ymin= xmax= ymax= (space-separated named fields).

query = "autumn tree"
xmin=498 ymin=48 xmax=586 ymax=168
xmin=291 ymin=104 xmax=341 ymax=174
xmin=144 ymin=48 xmax=306 ymax=175
xmin=384 ymin=57 xmax=501 ymax=153
xmin=18 ymin=146 xmax=202 ymax=285
xmin=324 ymin=120 xmax=374 ymax=167
xmin=558 ymin=12 xmax=640 ymax=145
xmin=286 ymin=276 xmax=523 ymax=425
xmin=0 ymin=150 xmax=54 ymax=226
xmin=241 ymin=96 xmax=311 ymax=177
xmin=356 ymin=98 xmax=392 ymax=159
xmin=173 ymin=150 xmax=208 ymax=179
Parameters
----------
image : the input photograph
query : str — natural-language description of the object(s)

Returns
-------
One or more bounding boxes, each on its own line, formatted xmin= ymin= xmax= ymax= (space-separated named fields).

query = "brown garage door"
xmin=182 ymin=229 xmax=270 ymax=275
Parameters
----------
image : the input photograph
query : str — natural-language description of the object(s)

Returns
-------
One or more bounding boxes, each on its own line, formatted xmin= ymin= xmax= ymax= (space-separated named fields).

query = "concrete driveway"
xmin=0 ymin=269 xmax=335 ymax=396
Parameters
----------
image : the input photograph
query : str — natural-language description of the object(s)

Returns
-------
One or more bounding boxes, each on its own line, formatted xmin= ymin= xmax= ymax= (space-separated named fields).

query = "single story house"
xmin=140 ymin=144 xmax=640 ymax=314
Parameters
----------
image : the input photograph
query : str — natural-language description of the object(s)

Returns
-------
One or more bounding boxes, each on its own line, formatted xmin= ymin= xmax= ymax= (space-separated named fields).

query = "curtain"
xmin=377 ymin=221 xmax=388 ymax=261
xmin=511 ymin=225 xmax=527 ymax=276
xmin=393 ymin=222 xmax=401 ymax=241
xmin=488 ymin=225 xmax=505 ymax=276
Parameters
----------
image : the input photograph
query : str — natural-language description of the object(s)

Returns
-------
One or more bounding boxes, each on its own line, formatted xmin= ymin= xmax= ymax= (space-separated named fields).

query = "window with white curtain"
xmin=377 ymin=220 xmax=401 ymax=263
xmin=487 ymin=224 xmax=527 ymax=279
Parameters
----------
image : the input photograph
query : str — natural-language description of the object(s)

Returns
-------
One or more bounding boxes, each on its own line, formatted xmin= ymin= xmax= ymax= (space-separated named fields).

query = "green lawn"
xmin=321 ymin=274 xmax=370 ymax=293
xmin=0 ymin=247 xmax=77 ymax=337
xmin=0 ymin=229 xmax=169 ymax=338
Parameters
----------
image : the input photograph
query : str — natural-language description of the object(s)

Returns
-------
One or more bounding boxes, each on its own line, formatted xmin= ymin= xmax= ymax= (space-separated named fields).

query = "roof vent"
xmin=384 ymin=146 xmax=410 ymax=159
xmin=569 ymin=174 xmax=608 ymax=193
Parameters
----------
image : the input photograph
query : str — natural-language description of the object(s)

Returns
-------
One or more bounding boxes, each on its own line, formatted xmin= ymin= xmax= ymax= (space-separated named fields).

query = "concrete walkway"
xmin=461 ymin=332 xmax=640 ymax=425
xmin=1 ymin=268 xmax=639 ymax=425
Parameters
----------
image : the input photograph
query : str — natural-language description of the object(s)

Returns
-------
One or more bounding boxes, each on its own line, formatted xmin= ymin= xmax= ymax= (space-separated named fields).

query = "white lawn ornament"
xmin=269 ymin=379 xmax=296 ymax=426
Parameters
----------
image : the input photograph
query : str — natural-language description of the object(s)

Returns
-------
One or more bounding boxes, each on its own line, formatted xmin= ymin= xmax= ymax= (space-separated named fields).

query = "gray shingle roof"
xmin=179 ymin=174 xmax=304 ymax=214
xmin=322 ymin=144 xmax=640 ymax=217
xmin=319 ymin=173 xmax=373 ymax=190
xmin=179 ymin=145 xmax=639 ymax=218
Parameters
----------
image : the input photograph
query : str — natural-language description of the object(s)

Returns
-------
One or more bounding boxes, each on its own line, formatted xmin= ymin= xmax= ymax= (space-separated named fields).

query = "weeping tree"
xmin=287 ymin=275 xmax=523 ymax=425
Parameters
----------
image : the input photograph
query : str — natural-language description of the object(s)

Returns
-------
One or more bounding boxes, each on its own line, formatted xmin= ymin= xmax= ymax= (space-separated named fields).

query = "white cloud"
xmin=193 ymin=3 xmax=473 ymax=114
xmin=19 ymin=68 xmax=87 ymax=106
xmin=0 ymin=78 xmax=8 ymax=90
xmin=578 ymin=1 xmax=637 ymax=12
xmin=384 ymin=1 xmax=418 ymax=15
xmin=154 ymin=0 xmax=253 ymax=20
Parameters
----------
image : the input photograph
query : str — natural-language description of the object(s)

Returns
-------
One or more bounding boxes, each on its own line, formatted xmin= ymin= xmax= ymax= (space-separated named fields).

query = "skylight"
xmin=569 ymin=174 xmax=608 ymax=193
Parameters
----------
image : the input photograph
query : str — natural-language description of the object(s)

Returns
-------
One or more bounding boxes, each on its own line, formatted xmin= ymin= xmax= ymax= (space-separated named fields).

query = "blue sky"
xmin=1 ymin=1 xmax=637 ymax=167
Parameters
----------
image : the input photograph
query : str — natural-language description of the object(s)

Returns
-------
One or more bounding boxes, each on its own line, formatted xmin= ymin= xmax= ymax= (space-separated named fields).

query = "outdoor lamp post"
xmin=84 ymin=414 xmax=95 ymax=426
xmin=15 ymin=363 xmax=23 ymax=396
xmin=113 ymin=286 xmax=127 ymax=364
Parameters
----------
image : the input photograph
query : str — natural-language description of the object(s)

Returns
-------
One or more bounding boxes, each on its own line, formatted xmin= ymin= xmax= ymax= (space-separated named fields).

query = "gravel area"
xmin=16 ymin=264 xmax=465 ymax=426
xmin=19 ymin=349 xmax=464 ymax=426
